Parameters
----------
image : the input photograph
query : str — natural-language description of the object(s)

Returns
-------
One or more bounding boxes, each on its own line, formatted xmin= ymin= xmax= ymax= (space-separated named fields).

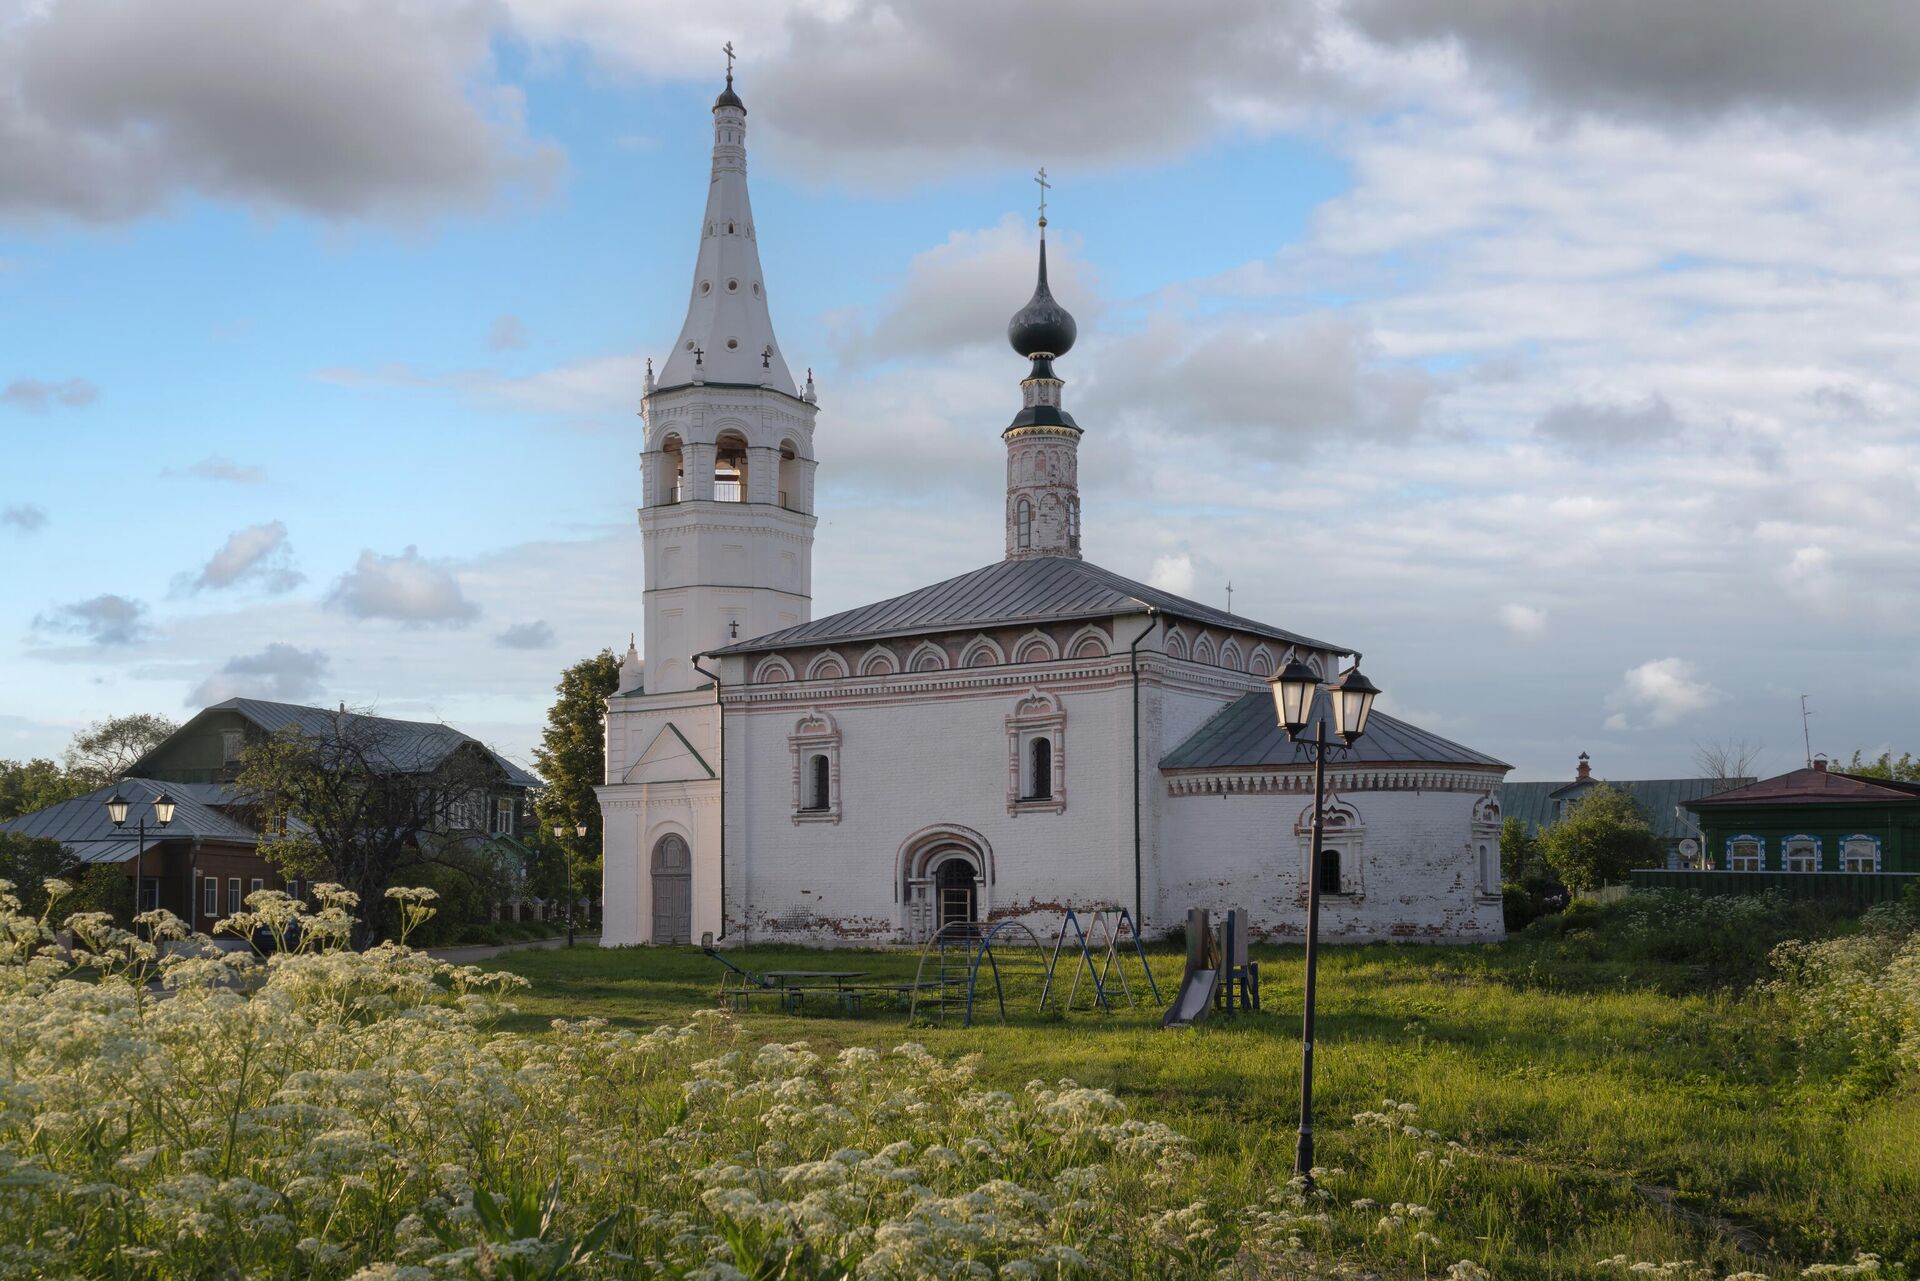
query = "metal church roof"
xmin=1160 ymin=691 xmax=1509 ymax=771
xmin=1501 ymin=776 xmax=1753 ymax=840
xmin=0 ymin=777 xmax=258 ymax=864
xmin=137 ymin=698 xmax=542 ymax=789
xmin=709 ymin=555 xmax=1344 ymax=656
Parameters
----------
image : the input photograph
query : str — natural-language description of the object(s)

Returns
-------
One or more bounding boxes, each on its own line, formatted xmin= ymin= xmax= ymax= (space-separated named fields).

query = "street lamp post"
xmin=105 ymin=788 xmax=176 ymax=931
xmin=1267 ymin=656 xmax=1380 ymax=1182
xmin=552 ymin=823 xmax=588 ymax=947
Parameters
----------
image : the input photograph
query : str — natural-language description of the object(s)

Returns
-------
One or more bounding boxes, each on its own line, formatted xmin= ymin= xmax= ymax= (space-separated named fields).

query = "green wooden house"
xmin=1631 ymin=760 xmax=1920 ymax=904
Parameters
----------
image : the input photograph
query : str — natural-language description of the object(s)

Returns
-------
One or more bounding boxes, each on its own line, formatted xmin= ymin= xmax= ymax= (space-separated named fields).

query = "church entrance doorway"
xmin=651 ymin=834 xmax=692 ymax=944
xmin=933 ymin=854 xmax=977 ymax=932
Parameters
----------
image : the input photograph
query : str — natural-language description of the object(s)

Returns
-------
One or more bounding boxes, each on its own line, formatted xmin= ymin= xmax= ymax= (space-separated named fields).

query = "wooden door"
xmin=651 ymin=834 xmax=692 ymax=944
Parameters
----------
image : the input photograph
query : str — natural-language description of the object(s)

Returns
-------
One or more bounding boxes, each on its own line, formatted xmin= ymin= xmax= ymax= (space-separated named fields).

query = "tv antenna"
xmin=1800 ymin=694 xmax=1813 ymax=767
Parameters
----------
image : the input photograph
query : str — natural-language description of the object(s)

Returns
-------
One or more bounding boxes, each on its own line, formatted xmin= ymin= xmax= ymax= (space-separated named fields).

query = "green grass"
xmin=488 ymin=931 xmax=1920 ymax=1278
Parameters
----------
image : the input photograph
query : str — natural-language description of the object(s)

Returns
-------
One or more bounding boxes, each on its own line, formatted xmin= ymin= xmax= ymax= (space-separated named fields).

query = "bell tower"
xmin=1003 ymin=175 xmax=1082 ymax=561
xmin=637 ymin=66 xmax=819 ymax=693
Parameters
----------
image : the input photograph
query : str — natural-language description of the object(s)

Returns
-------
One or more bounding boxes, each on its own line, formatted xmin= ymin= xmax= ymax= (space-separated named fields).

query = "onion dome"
xmin=1007 ymin=237 xmax=1076 ymax=360
xmin=714 ymin=72 xmax=745 ymax=113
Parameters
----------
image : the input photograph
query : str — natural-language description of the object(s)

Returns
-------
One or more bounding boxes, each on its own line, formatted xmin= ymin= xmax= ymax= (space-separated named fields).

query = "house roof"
xmin=709 ymin=555 xmax=1343 ymax=657
xmin=137 ymin=698 xmax=543 ymax=789
xmin=1685 ymin=767 xmax=1920 ymax=809
xmin=0 ymin=777 xmax=258 ymax=865
xmin=1500 ymin=776 xmax=1749 ymax=841
xmin=1160 ymin=690 xmax=1508 ymax=771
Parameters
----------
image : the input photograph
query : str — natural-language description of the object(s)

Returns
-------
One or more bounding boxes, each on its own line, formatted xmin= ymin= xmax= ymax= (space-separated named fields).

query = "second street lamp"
xmin=552 ymin=823 xmax=587 ymax=947
xmin=1266 ymin=655 xmax=1380 ymax=1182
xmin=105 ymin=788 xmax=175 ymax=930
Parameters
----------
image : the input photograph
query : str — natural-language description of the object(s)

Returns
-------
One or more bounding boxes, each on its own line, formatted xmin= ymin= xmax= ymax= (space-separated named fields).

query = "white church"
xmin=595 ymin=72 xmax=1511 ymax=948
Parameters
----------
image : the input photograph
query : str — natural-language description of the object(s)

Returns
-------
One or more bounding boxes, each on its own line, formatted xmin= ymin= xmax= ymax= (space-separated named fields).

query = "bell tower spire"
xmin=635 ymin=55 xmax=819 ymax=693
xmin=1003 ymin=172 xmax=1082 ymax=561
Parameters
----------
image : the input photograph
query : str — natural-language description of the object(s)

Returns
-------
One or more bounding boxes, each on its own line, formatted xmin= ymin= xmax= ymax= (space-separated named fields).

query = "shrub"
xmin=1514 ymin=889 xmax=1855 ymax=984
xmin=1768 ymin=914 xmax=1920 ymax=1089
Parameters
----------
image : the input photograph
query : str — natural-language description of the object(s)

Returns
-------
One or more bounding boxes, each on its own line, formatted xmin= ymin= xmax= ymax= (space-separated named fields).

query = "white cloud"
xmin=327 ymin=546 xmax=479 ymax=626
xmin=188 ymin=643 xmax=329 ymax=706
xmin=0 ymin=0 xmax=561 ymax=223
xmin=179 ymin=521 xmax=303 ymax=594
xmin=1536 ymin=395 xmax=1678 ymax=449
xmin=1148 ymin=552 xmax=1197 ymax=598
xmin=1498 ymin=603 xmax=1546 ymax=640
xmin=1778 ymin=544 xmax=1836 ymax=607
xmin=1608 ymin=658 xmax=1723 ymax=729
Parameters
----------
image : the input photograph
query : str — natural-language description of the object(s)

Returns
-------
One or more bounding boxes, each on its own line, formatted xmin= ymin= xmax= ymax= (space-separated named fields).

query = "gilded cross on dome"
xmin=1034 ymin=166 xmax=1050 ymax=228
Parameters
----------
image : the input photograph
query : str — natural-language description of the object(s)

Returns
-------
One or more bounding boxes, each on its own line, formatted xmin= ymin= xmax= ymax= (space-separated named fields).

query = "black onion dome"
xmin=714 ymin=74 xmax=745 ymax=113
xmin=1007 ymin=238 xmax=1076 ymax=359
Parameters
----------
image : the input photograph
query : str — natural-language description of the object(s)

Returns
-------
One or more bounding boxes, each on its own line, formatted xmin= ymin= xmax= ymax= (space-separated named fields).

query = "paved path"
xmin=427 ymin=934 xmax=601 ymax=963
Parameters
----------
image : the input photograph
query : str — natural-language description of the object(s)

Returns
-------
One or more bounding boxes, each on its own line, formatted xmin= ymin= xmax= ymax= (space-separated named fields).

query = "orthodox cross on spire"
xmin=723 ymin=40 xmax=736 ymax=79
xmin=1034 ymin=166 xmax=1050 ymax=230
xmin=1225 ymin=581 xmax=1234 ymax=614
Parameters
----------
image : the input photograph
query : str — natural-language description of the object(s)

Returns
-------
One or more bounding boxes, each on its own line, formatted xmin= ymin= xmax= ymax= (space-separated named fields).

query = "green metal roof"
xmin=1500 ymin=776 xmax=1751 ymax=841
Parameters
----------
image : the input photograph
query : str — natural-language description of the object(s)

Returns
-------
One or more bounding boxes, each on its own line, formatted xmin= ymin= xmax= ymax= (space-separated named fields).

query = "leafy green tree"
xmin=0 ymin=833 xmax=74 ymax=916
xmin=1499 ymin=815 xmax=1540 ymax=884
xmin=63 ymin=713 xmax=179 ymax=787
xmin=1844 ymin=750 xmax=1919 ymax=782
xmin=0 ymin=758 xmax=90 ymax=822
xmin=235 ymin=710 xmax=500 ymax=945
xmin=1538 ymin=783 xmax=1666 ymax=892
xmin=532 ymin=651 xmax=620 ymax=908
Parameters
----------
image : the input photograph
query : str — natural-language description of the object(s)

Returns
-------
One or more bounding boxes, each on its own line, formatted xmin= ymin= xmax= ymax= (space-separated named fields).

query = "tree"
xmin=1537 ymin=783 xmax=1666 ymax=893
xmin=0 ymin=758 xmax=90 ymax=822
xmin=234 ymin=709 xmax=501 ymax=945
xmin=1499 ymin=815 xmax=1541 ymax=884
xmin=1844 ymin=750 xmax=1920 ymax=783
xmin=532 ymin=651 xmax=621 ymax=908
xmin=1693 ymin=737 xmax=1763 ymax=787
xmin=64 ymin=713 xmax=179 ymax=787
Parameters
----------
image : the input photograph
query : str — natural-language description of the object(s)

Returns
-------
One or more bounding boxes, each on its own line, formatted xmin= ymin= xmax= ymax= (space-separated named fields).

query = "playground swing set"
xmin=701 ymin=901 xmax=1264 ymax=1029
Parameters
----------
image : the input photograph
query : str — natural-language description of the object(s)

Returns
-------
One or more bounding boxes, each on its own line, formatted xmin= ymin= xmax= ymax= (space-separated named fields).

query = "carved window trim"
xmin=789 ymin=710 xmax=842 ymax=824
xmin=1005 ymin=690 xmax=1066 ymax=814
xmin=1296 ymin=797 xmax=1365 ymax=901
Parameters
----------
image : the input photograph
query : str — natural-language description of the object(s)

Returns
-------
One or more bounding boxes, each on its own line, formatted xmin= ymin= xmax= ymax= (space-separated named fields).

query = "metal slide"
xmin=1161 ymin=967 xmax=1219 ymax=1028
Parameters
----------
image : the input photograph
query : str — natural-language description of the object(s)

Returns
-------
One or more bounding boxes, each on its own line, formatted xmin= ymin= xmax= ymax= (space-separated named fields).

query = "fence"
xmin=1629 ymin=868 xmax=1919 ymax=907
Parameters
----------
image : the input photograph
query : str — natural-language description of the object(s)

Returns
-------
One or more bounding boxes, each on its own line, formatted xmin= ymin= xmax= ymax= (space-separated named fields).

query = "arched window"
xmin=1016 ymin=498 xmax=1032 ymax=550
xmin=806 ymin=753 xmax=830 ymax=811
xmin=1478 ymin=843 xmax=1498 ymax=893
xmin=1318 ymin=848 xmax=1343 ymax=896
xmin=1068 ymin=496 xmax=1080 ymax=550
xmin=1027 ymin=737 xmax=1053 ymax=800
xmin=1841 ymin=835 xmax=1881 ymax=873
xmin=1783 ymin=835 xmax=1820 ymax=873
xmin=1726 ymin=835 xmax=1764 ymax=872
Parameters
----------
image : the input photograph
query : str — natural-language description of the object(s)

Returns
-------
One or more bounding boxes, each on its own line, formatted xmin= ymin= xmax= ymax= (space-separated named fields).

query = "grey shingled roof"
xmin=0 ymin=778 xmax=258 ymax=865
xmin=709 ymin=556 xmax=1343 ymax=656
xmin=140 ymin=699 xmax=543 ymax=789
xmin=1160 ymin=691 xmax=1509 ymax=771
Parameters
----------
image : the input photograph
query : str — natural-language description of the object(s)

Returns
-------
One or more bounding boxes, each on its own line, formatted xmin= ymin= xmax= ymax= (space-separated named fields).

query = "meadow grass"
xmin=488 ymin=928 xmax=1920 ymax=1278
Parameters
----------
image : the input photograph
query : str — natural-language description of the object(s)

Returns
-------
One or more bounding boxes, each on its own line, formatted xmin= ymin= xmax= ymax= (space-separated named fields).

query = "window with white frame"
xmin=203 ymin=876 xmax=218 ymax=918
xmin=1841 ymin=835 xmax=1881 ymax=873
xmin=1727 ymin=836 xmax=1764 ymax=872
xmin=251 ymin=877 xmax=264 ymax=898
xmin=227 ymin=877 xmax=242 ymax=914
xmin=1783 ymin=835 xmax=1820 ymax=873
xmin=789 ymin=711 xmax=842 ymax=823
xmin=1005 ymin=692 xmax=1066 ymax=812
xmin=1296 ymin=799 xmax=1365 ymax=901
xmin=493 ymin=798 xmax=514 ymax=835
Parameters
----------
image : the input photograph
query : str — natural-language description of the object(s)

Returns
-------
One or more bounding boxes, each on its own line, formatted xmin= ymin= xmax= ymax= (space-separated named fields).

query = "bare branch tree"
xmin=235 ymin=707 xmax=502 ymax=944
xmin=1693 ymin=737 xmax=1763 ymax=787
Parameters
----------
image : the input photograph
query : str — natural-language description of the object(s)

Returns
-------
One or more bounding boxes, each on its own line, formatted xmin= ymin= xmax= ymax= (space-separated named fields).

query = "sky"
xmin=3 ymin=0 xmax=1918 ymax=783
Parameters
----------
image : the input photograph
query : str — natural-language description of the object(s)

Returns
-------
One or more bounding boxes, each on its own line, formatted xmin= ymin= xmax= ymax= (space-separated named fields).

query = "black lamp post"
xmin=552 ymin=822 xmax=587 ymax=947
xmin=1267 ymin=655 xmax=1380 ymax=1181
xmin=105 ymin=788 xmax=176 ymax=929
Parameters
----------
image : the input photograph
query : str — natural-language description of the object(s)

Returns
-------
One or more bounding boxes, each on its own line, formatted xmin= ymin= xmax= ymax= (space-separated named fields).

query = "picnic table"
xmin=756 ymin=970 xmax=868 ymax=1013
